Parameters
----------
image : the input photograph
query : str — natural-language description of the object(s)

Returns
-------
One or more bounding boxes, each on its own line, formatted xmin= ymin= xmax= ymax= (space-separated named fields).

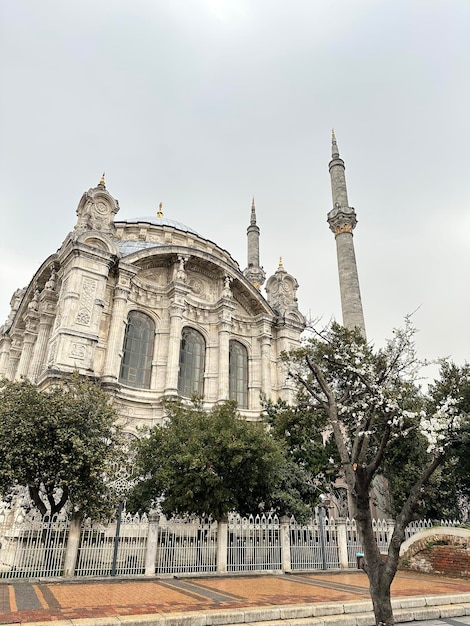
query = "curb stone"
xmin=18 ymin=597 xmax=470 ymax=626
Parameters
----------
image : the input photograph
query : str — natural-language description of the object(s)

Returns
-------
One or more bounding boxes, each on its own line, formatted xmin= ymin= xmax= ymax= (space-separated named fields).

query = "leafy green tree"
xmin=382 ymin=361 xmax=470 ymax=521
xmin=0 ymin=374 xmax=123 ymax=520
xmin=284 ymin=320 xmax=469 ymax=626
xmin=128 ymin=399 xmax=289 ymax=521
xmin=263 ymin=398 xmax=339 ymax=519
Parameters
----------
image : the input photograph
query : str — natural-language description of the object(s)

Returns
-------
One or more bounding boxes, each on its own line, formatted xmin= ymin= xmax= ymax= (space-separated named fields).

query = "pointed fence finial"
xmin=157 ymin=202 xmax=164 ymax=218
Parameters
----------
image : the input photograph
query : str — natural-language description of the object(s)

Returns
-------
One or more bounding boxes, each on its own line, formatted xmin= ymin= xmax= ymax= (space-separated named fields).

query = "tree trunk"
xmin=369 ymin=576 xmax=395 ymax=626
xmin=354 ymin=468 xmax=396 ymax=626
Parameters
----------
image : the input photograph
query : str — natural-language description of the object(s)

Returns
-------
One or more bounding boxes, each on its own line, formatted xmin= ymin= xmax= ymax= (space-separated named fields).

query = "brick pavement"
xmin=0 ymin=571 xmax=469 ymax=625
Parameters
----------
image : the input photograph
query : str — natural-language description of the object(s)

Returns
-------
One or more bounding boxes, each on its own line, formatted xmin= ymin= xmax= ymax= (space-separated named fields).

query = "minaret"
xmin=327 ymin=131 xmax=366 ymax=336
xmin=243 ymin=198 xmax=266 ymax=289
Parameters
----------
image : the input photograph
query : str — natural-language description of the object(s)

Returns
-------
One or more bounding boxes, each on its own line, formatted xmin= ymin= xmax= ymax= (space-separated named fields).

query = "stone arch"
xmin=400 ymin=527 xmax=470 ymax=558
xmin=76 ymin=231 xmax=119 ymax=255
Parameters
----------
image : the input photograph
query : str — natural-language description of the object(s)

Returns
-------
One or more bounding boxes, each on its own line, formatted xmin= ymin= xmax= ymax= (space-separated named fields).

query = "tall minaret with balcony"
xmin=243 ymin=198 xmax=266 ymax=290
xmin=327 ymin=131 xmax=366 ymax=336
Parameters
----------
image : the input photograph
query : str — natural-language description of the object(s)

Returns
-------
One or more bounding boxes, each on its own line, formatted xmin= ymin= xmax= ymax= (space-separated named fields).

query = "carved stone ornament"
xmin=27 ymin=289 xmax=40 ymax=312
xmin=75 ymin=277 xmax=97 ymax=326
xmin=75 ymin=184 xmax=120 ymax=234
xmin=70 ymin=342 xmax=86 ymax=360
xmin=44 ymin=269 xmax=56 ymax=291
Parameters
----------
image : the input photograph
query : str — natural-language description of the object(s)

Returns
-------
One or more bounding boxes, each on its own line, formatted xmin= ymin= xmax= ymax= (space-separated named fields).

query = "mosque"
xmin=0 ymin=133 xmax=365 ymax=431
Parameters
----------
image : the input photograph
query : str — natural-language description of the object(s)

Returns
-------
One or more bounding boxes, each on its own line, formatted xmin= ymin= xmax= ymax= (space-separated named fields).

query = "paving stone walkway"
xmin=0 ymin=571 xmax=469 ymax=625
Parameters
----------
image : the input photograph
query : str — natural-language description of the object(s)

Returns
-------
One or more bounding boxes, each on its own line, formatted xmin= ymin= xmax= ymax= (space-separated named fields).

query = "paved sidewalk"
xmin=1 ymin=571 xmax=469 ymax=625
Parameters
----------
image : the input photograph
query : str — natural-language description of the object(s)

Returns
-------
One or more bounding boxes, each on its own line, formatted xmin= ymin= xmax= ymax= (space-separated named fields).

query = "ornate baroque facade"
xmin=0 ymin=179 xmax=305 ymax=429
xmin=0 ymin=134 xmax=363 ymax=434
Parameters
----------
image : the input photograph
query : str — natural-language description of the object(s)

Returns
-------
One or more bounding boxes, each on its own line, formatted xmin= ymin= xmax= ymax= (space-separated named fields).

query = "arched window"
xmin=178 ymin=328 xmax=206 ymax=397
xmin=229 ymin=340 xmax=248 ymax=409
xmin=119 ymin=311 xmax=155 ymax=388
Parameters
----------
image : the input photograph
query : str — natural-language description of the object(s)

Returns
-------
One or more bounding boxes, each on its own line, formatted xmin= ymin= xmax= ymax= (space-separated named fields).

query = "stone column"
xmin=28 ymin=290 xmax=58 ymax=382
xmin=145 ymin=512 xmax=160 ymax=576
xmin=336 ymin=518 xmax=350 ymax=569
xmin=217 ymin=322 xmax=230 ymax=401
xmin=216 ymin=517 xmax=228 ymax=574
xmin=280 ymin=516 xmax=291 ymax=572
xmin=0 ymin=335 xmax=12 ymax=377
xmin=101 ymin=284 xmax=131 ymax=384
xmin=164 ymin=301 xmax=185 ymax=396
xmin=15 ymin=312 xmax=39 ymax=380
xmin=216 ymin=289 xmax=235 ymax=402
xmin=259 ymin=334 xmax=272 ymax=396
xmin=6 ymin=340 xmax=21 ymax=380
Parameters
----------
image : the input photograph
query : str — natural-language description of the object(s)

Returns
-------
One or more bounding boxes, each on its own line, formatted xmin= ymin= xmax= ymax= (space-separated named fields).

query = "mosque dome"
xmin=119 ymin=216 xmax=201 ymax=237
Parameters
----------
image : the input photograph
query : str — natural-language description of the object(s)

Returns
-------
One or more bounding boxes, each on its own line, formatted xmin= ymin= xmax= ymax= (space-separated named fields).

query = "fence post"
xmin=336 ymin=517 xmax=349 ymax=569
xmin=280 ymin=515 xmax=291 ymax=572
xmin=216 ymin=517 xmax=228 ymax=574
xmin=386 ymin=519 xmax=395 ymax=545
xmin=63 ymin=513 xmax=81 ymax=577
xmin=145 ymin=512 xmax=160 ymax=576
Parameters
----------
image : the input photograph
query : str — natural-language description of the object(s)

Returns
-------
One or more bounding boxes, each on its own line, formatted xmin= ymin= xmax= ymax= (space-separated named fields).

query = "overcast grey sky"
xmin=1 ymin=0 xmax=468 ymax=377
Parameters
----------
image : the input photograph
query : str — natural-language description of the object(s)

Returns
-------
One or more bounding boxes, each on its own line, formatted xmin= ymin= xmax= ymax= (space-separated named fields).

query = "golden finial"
xmin=99 ymin=172 xmax=106 ymax=187
xmin=252 ymin=196 xmax=255 ymax=208
xmin=157 ymin=202 xmax=164 ymax=218
xmin=279 ymin=256 xmax=284 ymax=268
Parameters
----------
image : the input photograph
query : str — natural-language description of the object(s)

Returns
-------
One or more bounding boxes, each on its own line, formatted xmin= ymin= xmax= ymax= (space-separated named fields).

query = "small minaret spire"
xmin=243 ymin=197 xmax=266 ymax=290
xmin=250 ymin=196 xmax=257 ymax=224
xmin=327 ymin=132 xmax=366 ymax=336
xmin=331 ymin=129 xmax=339 ymax=158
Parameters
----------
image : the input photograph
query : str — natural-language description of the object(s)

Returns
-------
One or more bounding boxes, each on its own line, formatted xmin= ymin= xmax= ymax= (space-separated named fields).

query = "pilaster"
xmin=216 ymin=279 xmax=236 ymax=402
xmin=164 ymin=272 xmax=191 ymax=396
xmin=15 ymin=309 xmax=39 ymax=380
xmin=101 ymin=265 xmax=137 ymax=384
xmin=0 ymin=335 xmax=12 ymax=377
xmin=29 ymin=286 xmax=58 ymax=382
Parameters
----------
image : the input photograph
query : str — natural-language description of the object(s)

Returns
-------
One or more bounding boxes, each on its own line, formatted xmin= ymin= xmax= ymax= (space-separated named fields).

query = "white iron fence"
xmin=156 ymin=516 xmax=217 ymax=574
xmin=228 ymin=513 xmax=281 ymax=571
xmin=75 ymin=512 xmax=149 ymax=577
xmin=0 ymin=507 xmax=462 ymax=580
xmin=0 ymin=508 xmax=69 ymax=578
xmin=290 ymin=516 xmax=340 ymax=570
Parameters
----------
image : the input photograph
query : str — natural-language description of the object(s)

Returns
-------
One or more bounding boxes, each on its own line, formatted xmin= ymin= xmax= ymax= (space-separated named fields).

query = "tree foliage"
xmin=128 ymin=399 xmax=289 ymax=521
xmin=263 ymin=398 xmax=339 ymax=518
xmin=0 ymin=374 xmax=123 ymax=520
xmin=283 ymin=320 xmax=469 ymax=626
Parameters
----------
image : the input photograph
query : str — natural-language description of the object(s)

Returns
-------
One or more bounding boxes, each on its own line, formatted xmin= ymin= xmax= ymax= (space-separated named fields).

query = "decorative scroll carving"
xmin=70 ymin=342 xmax=86 ymax=360
xmin=76 ymin=277 xmax=97 ymax=326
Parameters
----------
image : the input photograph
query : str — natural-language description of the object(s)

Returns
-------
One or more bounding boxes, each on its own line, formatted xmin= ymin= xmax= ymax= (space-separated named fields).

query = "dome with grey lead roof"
xmin=118 ymin=216 xmax=201 ymax=236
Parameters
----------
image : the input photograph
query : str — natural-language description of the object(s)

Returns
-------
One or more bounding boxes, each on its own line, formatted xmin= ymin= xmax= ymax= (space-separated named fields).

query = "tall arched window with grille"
xmin=119 ymin=311 xmax=155 ymax=388
xmin=229 ymin=340 xmax=248 ymax=409
xmin=178 ymin=327 xmax=206 ymax=397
